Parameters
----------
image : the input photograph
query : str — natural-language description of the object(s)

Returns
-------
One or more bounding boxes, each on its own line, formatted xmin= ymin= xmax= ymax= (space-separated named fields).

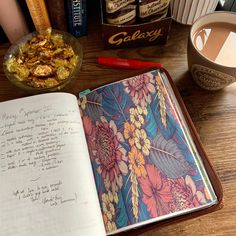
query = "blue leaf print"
xmin=83 ymin=91 xmax=103 ymax=121
xmin=116 ymin=190 xmax=129 ymax=228
xmin=91 ymin=162 xmax=104 ymax=195
xmin=101 ymin=83 xmax=133 ymax=130
xmin=122 ymin=174 xmax=136 ymax=224
xmin=138 ymin=200 xmax=150 ymax=221
xmin=149 ymin=134 xmax=192 ymax=179
xmin=145 ymin=106 xmax=158 ymax=139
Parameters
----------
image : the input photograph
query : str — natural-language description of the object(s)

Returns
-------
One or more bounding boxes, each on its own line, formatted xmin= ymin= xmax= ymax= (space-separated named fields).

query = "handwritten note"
xmin=1 ymin=104 xmax=80 ymax=174
xmin=12 ymin=180 xmax=78 ymax=207
xmin=0 ymin=93 xmax=106 ymax=236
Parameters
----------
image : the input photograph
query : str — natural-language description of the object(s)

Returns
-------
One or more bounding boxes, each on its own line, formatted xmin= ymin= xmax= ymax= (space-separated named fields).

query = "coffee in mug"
xmin=188 ymin=12 xmax=236 ymax=90
xmin=193 ymin=22 xmax=236 ymax=67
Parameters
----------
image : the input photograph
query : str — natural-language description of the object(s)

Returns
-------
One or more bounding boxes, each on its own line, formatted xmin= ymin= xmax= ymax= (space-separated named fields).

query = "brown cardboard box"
xmin=100 ymin=1 xmax=172 ymax=49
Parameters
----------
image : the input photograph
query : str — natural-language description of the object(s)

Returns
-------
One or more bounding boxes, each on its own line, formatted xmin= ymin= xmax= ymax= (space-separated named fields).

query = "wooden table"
xmin=1 ymin=12 xmax=236 ymax=236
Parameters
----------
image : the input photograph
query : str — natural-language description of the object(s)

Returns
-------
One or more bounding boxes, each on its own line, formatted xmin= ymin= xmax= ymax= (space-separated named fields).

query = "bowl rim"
xmin=3 ymin=29 xmax=83 ymax=93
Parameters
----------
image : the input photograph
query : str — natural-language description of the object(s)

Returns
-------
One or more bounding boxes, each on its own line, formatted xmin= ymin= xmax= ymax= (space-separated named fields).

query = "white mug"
xmin=187 ymin=11 xmax=236 ymax=90
xmin=171 ymin=0 xmax=219 ymax=25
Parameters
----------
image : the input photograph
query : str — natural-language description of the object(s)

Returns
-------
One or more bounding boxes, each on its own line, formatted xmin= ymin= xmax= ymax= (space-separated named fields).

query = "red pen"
xmin=98 ymin=56 xmax=163 ymax=69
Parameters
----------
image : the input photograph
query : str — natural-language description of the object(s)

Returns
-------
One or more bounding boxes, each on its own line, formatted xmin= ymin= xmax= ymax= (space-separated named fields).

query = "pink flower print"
xmin=139 ymin=164 xmax=172 ymax=217
xmin=95 ymin=116 xmax=128 ymax=192
xmin=123 ymin=74 xmax=155 ymax=108
xmin=169 ymin=175 xmax=207 ymax=212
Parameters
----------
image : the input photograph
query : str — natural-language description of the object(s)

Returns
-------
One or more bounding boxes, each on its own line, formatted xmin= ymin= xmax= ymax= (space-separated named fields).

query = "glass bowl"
xmin=3 ymin=29 xmax=83 ymax=94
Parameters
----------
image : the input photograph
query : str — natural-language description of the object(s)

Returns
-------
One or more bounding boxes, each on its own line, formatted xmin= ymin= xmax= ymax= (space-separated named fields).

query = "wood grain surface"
xmin=1 ymin=2 xmax=236 ymax=235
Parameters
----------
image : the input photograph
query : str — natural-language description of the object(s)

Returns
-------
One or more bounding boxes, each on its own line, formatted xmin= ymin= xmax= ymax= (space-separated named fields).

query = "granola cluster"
xmin=5 ymin=28 xmax=79 ymax=89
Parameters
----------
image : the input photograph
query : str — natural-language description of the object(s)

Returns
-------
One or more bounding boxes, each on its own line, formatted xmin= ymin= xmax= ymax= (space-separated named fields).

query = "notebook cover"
xmin=79 ymin=68 xmax=223 ymax=235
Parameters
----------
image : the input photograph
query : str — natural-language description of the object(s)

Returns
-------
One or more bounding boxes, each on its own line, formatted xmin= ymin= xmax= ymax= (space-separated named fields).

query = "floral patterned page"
xmin=79 ymin=69 xmax=217 ymax=235
xmin=159 ymin=71 xmax=217 ymax=196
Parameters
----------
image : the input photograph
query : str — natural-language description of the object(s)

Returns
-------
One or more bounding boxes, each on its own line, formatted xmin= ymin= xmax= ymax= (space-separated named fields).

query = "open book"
xmin=0 ymin=68 xmax=222 ymax=236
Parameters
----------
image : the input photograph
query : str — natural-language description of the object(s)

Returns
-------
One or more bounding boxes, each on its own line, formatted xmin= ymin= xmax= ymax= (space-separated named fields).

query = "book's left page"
xmin=0 ymin=93 xmax=106 ymax=236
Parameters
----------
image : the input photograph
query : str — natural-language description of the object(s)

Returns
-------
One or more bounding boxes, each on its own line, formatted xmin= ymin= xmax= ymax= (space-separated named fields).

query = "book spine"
xmin=45 ymin=0 xmax=68 ymax=31
xmin=66 ymin=0 xmax=88 ymax=37
xmin=0 ymin=0 xmax=29 ymax=44
xmin=25 ymin=0 xmax=51 ymax=31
